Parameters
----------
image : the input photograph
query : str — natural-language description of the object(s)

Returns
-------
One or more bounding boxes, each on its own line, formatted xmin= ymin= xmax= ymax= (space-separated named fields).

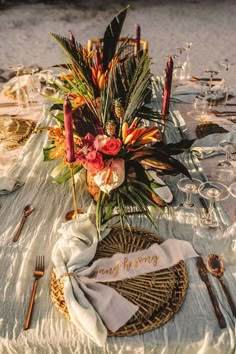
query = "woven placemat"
xmin=50 ymin=228 xmax=188 ymax=337
xmin=196 ymin=121 xmax=228 ymax=139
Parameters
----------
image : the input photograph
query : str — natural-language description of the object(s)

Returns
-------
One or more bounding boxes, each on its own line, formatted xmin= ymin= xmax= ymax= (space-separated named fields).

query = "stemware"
xmin=205 ymin=69 xmax=219 ymax=91
xmin=213 ymin=142 xmax=235 ymax=185
xmin=182 ymin=42 xmax=192 ymax=80
xmin=23 ymin=66 xmax=41 ymax=103
xmin=9 ymin=64 xmax=29 ymax=109
xmin=173 ymin=48 xmax=186 ymax=81
xmin=198 ymin=181 xmax=230 ymax=228
xmin=174 ymin=178 xmax=202 ymax=225
xmin=39 ymin=69 xmax=56 ymax=96
xmin=229 ymin=182 xmax=236 ymax=197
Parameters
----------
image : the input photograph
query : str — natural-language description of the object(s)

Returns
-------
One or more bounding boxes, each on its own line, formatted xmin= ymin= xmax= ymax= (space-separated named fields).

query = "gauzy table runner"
xmin=0 ymin=78 xmax=235 ymax=354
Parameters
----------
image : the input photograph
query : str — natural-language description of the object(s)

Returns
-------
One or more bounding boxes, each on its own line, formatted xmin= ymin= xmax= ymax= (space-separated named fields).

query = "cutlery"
xmin=12 ymin=204 xmax=34 ymax=242
xmin=206 ymin=254 xmax=236 ymax=318
xmin=0 ymin=102 xmax=18 ymax=107
xmin=24 ymin=256 xmax=44 ymax=330
xmin=196 ymin=256 xmax=227 ymax=328
xmin=191 ymin=76 xmax=222 ymax=82
xmin=0 ymin=100 xmax=38 ymax=107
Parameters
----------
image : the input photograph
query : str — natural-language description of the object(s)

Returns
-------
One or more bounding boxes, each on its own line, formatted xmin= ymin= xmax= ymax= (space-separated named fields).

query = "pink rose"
xmin=93 ymin=158 xmax=125 ymax=194
xmin=94 ymin=135 xmax=108 ymax=150
xmin=94 ymin=135 xmax=122 ymax=155
xmin=84 ymin=150 xmax=104 ymax=176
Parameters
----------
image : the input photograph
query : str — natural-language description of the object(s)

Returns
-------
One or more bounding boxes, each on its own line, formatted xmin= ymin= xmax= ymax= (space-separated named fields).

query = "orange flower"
xmin=48 ymin=127 xmax=66 ymax=159
xmin=60 ymin=74 xmax=74 ymax=81
xmin=122 ymin=120 xmax=160 ymax=149
xmin=73 ymin=95 xmax=86 ymax=107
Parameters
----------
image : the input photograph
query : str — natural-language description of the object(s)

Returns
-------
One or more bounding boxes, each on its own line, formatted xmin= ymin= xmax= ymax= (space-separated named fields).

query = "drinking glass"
xmin=9 ymin=64 xmax=29 ymax=109
xmin=214 ymin=142 xmax=236 ymax=185
xmin=23 ymin=66 xmax=41 ymax=103
xmin=182 ymin=42 xmax=192 ymax=80
xmin=39 ymin=70 xmax=56 ymax=96
xmin=173 ymin=48 xmax=186 ymax=81
xmin=174 ymin=178 xmax=202 ymax=225
xmin=229 ymin=182 xmax=236 ymax=197
xmin=198 ymin=181 xmax=230 ymax=228
xmin=204 ymin=69 xmax=219 ymax=90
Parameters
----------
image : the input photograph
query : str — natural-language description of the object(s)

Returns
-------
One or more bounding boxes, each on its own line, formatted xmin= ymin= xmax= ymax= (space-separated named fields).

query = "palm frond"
xmin=50 ymin=33 xmax=95 ymax=94
xmin=102 ymin=6 xmax=129 ymax=72
xmin=123 ymin=53 xmax=151 ymax=123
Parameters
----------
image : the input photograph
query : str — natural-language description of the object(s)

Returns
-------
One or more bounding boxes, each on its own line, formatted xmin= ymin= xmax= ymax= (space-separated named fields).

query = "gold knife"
xmin=196 ymin=256 xmax=226 ymax=329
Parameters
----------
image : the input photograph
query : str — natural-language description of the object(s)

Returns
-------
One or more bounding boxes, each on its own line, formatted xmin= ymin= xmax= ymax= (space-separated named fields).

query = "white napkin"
xmin=0 ymin=176 xmax=24 ymax=194
xmin=52 ymin=209 xmax=198 ymax=346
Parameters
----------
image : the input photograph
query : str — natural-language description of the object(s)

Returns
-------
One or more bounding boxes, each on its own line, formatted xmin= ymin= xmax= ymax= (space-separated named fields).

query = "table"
xmin=0 ymin=79 xmax=236 ymax=354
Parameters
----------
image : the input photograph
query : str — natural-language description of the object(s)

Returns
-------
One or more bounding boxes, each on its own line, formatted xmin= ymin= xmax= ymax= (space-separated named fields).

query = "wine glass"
xmin=204 ymin=69 xmax=219 ymax=91
xmin=198 ymin=181 xmax=230 ymax=228
xmin=173 ymin=48 xmax=186 ymax=81
xmin=9 ymin=64 xmax=29 ymax=109
xmin=182 ymin=42 xmax=192 ymax=80
xmin=39 ymin=69 xmax=56 ymax=96
xmin=174 ymin=178 xmax=202 ymax=225
xmin=229 ymin=182 xmax=236 ymax=198
xmin=214 ymin=142 xmax=236 ymax=185
xmin=23 ymin=66 xmax=41 ymax=103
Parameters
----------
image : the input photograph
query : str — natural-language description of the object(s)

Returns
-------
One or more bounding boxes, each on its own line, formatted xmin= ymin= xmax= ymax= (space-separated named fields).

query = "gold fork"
xmin=24 ymin=256 xmax=44 ymax=330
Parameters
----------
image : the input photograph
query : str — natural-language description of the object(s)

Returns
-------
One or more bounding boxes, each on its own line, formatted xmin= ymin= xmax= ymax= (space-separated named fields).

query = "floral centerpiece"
xmin=43 ymin=7 xmax=192 ymax=235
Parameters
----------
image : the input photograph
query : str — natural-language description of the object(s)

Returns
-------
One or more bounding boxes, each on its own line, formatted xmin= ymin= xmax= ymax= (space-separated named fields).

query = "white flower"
xmin=94 ymin=159 xmax=125 ymax=194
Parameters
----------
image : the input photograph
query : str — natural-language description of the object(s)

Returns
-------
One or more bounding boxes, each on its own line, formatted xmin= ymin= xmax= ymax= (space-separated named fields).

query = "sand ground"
xmin=0 ymin=0 xmax=235 ymax=83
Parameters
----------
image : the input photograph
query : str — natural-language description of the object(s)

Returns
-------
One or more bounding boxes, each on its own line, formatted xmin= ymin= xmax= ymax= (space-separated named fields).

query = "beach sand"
xmin=0 ymin=0 xmax=235 ymax=83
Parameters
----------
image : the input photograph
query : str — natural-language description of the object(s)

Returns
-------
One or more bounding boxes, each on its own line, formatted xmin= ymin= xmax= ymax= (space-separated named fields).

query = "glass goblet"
xmin=198 ymin=181 xmax=230 ymax=228
xmin=204 ymin=69 xmax=219 ymax=91
xmin=229 ymin=182 xmax=236 ymax=198
xmin=9 ymin=64 xmax=29 ymax=109
xmin=174 ymin=178 xmax=202 ymax=225
xmin=39 ymin=69 xmax=56 ymax=96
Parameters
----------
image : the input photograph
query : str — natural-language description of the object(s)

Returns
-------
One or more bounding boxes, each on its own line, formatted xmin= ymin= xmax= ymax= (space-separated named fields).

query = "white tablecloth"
xmin=0 ymin=86 xmax=235 ymax=354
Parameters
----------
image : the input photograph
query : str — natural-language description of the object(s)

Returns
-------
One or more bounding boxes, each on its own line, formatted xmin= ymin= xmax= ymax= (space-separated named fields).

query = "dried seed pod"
xmin=105 ymin=121 xmax=117 ymax=137
xmin=114 ymin=99 xmax=124 ymax=120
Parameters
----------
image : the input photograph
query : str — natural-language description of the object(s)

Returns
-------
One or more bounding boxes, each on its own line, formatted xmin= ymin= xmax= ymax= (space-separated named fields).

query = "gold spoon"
xmin=206 ymin=254 xmax=236 ymax=318
xmin=13 ymin=204 xmax=34 ymax=242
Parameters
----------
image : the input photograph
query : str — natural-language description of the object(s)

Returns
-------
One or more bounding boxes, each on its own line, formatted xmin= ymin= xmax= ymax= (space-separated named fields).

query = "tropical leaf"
xmin=136 ymin=106 xmax=163 ymax=124
xmin=123 ymin=53 xmax=152 ymax=123
xmin=50 ymin=33 xmax=94 ymax=94
xmin=50 ymin=162 xmax=83 ymax=184
xmin=164 ymin=139 xmax=195 ymax=155
xmin=43 ymin=145 xmax=56 ymax=161
xmin=49 ymin=103 xmax=63 ymax=112
xmin=102 ymin=6 xmax=128 ymax=72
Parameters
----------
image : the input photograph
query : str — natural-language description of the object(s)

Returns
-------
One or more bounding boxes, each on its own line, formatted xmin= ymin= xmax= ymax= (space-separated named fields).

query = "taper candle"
xmin=161 ymin=57 xmax=174 ymax=116
xmin=135 ymin=24 xmax=141 ymax=54
xmin=64 ymin=96 xmax=75 ymax=163
xmin=69 ymin=30 xmax=76 ymax=49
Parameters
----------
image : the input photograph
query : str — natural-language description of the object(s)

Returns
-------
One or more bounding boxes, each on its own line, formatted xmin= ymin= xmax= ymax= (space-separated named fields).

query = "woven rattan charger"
xmin=50 ymin=227 xmax=188 ymax=337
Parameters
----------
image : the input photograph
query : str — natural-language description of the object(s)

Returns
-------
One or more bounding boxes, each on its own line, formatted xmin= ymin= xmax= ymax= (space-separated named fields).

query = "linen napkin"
xmin=52 ymin=209 xmax=198 ymax=346
xmin=191 ymin=131 xmax=236 ymax=159
xmin=0 ymin=176 xmax=24 ymax=195
xmin=172 ymin=82 xmax=234 ymax=104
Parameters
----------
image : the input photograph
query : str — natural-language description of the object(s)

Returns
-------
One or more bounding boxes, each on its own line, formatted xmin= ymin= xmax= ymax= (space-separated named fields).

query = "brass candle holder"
xmin=65 ymin=162 xmax=84 ymax=221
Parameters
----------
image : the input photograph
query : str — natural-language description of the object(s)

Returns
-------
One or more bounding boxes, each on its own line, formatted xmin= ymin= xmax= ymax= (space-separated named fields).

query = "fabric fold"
xmin=52 ymin=209 xmax=198 ymax=346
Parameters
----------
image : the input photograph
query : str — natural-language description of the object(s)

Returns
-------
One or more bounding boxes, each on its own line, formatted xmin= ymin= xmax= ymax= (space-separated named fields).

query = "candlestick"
xmin=65 ymin=163 xmax=84 ymax=221
xmin=135 ymin=24 xmax=141 ymax=55
xmin=161 ymin=57 xmax=173 ymax=137
xmin=64 ymin=96 xmax=76 ymax=163
xmin=162 ymin=56 xmax=174 ymax=116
